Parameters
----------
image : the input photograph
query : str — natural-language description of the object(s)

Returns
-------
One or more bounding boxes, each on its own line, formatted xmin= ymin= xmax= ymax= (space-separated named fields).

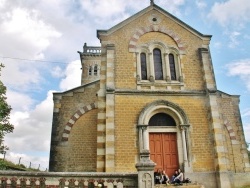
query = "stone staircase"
xmin=154 ymin=183 xmax=205 ymax=188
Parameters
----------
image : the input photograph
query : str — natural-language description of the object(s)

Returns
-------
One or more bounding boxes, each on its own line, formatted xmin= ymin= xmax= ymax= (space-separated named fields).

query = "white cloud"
xmin=0 ymin=0 xmax=5 ymax=8
xmin=59 ymin=60 xmax=81 ymax=91
xmin=78 ymin=0 xmax=186 ymax=26
xmin=208 ymin=0 xmax=250 ymax=28
xmin=226 ymin=59 xmax=250 ymax=91
xmin=6 ymin=90 xmax=34 ymax=112
xmin=1 ymin=60 xmax=43 ymax=92
xmin=5 ymin=91 xmax=54 ymax=168
xmin=196 ymin=0 xmax=207 ymax=9
xmin=2 ymin=8 xmax=61 ymax=50
xmin=50 ymin=66 xmax=64 ymax=78
xmin=228 ymin=31 xmax=241 ymax=48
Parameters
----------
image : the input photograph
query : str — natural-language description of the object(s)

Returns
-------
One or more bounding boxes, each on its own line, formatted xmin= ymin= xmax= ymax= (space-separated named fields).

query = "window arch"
xmin=140 ymin=53 xmax=147 ymax=80
xmin=88 ymin=66 xmax=92 ymax=76
xmin=149 ymin=113 xmax=176 ymax=126
xmin=94 ymin=65 xmax=98 ymax=76
xmin=169 ymin=53 xmax=177 ymax=80
xmin=153 ymin=48 xmax=163 ymax=80
xmin=136 ymin=42 xmax=183 ymax=86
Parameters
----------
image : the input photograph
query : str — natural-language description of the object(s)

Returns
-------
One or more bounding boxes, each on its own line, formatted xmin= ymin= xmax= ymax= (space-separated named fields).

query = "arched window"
xmin=140 ymin=53 xmax=147 ymax=80
xmin=153 ymin=48 xmax=163 ymax=80
xmin=169 ymin=54 xmax=177 ymax=80
xmin=149 ymin=113 xmax=176 ymax=126
xmin=88 ymin=66 xmax=92 ymax=75
xmin=94 ymin=65 xmax=98 ymax=76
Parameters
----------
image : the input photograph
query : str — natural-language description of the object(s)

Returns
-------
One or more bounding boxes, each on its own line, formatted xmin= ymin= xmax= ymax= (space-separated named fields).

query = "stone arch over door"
xmin=137 ymin=100 xmax=192 ymax=172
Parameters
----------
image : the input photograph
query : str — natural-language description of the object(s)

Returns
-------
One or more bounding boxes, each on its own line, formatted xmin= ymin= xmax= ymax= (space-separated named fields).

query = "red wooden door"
xmin=149 ymin=133 xmax=178 ymax=177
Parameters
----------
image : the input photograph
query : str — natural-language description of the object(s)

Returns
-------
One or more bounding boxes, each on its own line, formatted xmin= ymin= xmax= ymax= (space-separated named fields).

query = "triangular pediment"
xmin=97 ymin=3 xmax=211 ymax=40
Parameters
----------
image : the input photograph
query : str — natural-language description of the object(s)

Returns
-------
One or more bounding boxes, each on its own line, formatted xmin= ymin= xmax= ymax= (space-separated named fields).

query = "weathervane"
xmin=150 ymin=0 xmax=154 ymax=5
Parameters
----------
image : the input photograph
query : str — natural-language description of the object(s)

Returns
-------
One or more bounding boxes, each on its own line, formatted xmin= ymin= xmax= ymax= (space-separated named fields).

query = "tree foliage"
xmin=0 ymin=63 xmax=14 ymax=153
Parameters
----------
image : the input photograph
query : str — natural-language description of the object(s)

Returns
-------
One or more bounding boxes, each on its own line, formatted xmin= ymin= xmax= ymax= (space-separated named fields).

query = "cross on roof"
xmin=150 ymin=0 xmax=154 ymax=5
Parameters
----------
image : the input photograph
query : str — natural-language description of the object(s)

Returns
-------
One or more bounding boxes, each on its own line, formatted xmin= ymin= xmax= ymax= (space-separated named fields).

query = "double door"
xmin=149 ymin=133 xmax=179 ymax=177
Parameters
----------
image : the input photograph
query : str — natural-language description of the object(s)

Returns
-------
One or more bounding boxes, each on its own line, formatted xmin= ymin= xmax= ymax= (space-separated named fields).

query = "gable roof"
xmin=97 ymin=3 xmax=212 ymax=40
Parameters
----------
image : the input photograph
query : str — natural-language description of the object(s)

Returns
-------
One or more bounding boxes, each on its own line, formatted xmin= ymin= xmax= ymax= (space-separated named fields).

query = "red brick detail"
xmin=66 ymin=122 xmax=74 ymax=127
xmin=136 ymin=31 xmax=142 ymax=37
xmin=61 ymin=137 xmax=68 ymax=141
xmin=63 ymin=129 xmax=70 ymax=134
xmin=150 ymin=25 xmax=155 ymax=31
xmin=142 ymin=27 xmax=148 ymax=34
xmin=224 ymin=120 xmax=237 ymax=142
xmin=83 ymin=106 xmax=89 ymax=112
xmin=229 ymin=129 xmax=234 ymax=133
xmin=71 ymin=115 xmax=78 ymax=121
xmin=129 ymin=44 xmax=136 ymax=48
xmin=130 ymin=37 xmax=138 ymax=42
xmin=61 ymin=103 xmax=97 ymax=142
xmin=230 ymin=136 xmax=236 ymax=140
xmin=178 ymin=46 xmax=186 ymax=51
xmin=76 ymin=110 xmax=82 ymax=116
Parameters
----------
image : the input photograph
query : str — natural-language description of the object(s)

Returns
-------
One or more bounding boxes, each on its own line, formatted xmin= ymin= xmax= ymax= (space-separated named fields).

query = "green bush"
xmin=0 ymin=160 xmax=7 ymax=170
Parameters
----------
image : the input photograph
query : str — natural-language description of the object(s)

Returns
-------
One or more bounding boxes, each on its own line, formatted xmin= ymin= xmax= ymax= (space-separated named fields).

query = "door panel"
xmin=150 ymin=133 xmax=178 ymax=177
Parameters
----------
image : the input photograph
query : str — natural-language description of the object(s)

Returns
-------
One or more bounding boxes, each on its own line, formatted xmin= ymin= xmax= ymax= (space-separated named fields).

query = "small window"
xmin=140 ymin=53 xmax=147 ymax=80
xmin=169 ymin=54 xmax=177 ymax=80
xmin=88 ymin=66 xmax=92 ymax=75
xmin=149 ymin=113 xmax=176 ymax=126
xmin=94 ymin=65 xmax=98 ymax=76
xmin=153 ymin=48 xmax=163 ymax=80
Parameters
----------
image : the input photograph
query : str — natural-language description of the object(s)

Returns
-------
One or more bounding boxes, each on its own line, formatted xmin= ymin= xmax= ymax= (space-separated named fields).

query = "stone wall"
xmin=49 ymin=82 xmax=99 ymax=171
xmin=0 ymin=171 xmax=137 ymax=188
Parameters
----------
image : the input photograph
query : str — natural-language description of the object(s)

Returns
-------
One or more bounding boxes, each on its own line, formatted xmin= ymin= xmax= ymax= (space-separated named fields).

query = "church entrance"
xmin=149 ymin=132 xmax=179 ymax=177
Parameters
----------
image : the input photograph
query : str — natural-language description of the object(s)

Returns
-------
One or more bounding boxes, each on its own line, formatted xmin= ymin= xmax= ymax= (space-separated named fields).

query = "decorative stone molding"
xmin=224 ymin=119 xmax=237 ymax=142
xmin=129 ymin=25 xmax=186 ymax=53
xmin=138 ymin=100 xmax=189 ymax=125
xmin=61 ymin=102 xmax=98 ymax=142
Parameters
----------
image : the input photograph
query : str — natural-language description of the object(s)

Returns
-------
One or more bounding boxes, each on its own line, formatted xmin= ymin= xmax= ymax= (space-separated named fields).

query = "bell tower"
xmin=78 ymin=43 xmax=101 ymax=85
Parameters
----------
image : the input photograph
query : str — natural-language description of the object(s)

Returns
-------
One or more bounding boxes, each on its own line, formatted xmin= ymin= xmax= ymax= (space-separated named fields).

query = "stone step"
xmin=154 ymin=183 xmax=204 ymax=188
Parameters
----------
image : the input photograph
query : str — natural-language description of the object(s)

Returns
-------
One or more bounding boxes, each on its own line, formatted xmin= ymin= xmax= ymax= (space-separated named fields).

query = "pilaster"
xmin=105 ymin=44 xmax=115 ymax=172
xmin=199 ymin=48 xmax=216 ymax=91
xmin=207 ymin=91 xmax=232 ymax=188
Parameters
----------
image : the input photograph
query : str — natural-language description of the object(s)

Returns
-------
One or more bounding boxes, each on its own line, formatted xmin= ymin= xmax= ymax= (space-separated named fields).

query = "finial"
xmin=150 ymin=0 xmax=154 ymax=5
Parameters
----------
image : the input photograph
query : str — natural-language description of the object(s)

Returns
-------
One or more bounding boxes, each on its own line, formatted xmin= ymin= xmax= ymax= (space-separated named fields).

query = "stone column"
xmin=163 ymin=52 xmax=170 ymax=82
xmin=180 ymin=124 xmax=190 ymax=171
xmin=136 ymin=124 xmax=156 ymax=188
xmin=137 ymin=124 xmax=149 ymax=152
xmin=148 ymin=52 xmax=154 ymax=82
xmin=136 ymin=52 xmax=141 ymax=81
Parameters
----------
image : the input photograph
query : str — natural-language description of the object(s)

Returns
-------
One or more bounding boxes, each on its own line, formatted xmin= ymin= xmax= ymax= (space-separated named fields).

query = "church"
xmin=49 ymin=1 xmax=250 ymax=188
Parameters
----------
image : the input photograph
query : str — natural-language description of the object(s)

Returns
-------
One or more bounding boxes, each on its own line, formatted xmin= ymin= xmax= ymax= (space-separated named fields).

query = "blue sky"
xmin=0 ymin=0 xmax=249 ymax=170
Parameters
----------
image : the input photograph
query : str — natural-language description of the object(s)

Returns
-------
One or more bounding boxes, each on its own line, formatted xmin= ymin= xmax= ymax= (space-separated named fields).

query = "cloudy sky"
xmin=0 ymin=0 xmax=250 ymax=170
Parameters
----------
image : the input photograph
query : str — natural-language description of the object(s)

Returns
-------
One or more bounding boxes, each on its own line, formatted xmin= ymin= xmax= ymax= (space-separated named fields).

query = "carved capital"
xmin=166 ymin=75 xmax=170 ymax=82
xmin=179 ymin=124 xmax=190 ymax=131
xmin=149 ymin=75 xmax=154 ymax=82
xmin=137 ymin=124 xmax=148 ymax=130
xmin=136 ymin=75 xmax=141 ymax=81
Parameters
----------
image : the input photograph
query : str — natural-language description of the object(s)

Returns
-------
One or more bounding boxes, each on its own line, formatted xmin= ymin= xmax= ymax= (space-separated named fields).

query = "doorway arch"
xmin=137 ymin=100 xmax=192 ymax=173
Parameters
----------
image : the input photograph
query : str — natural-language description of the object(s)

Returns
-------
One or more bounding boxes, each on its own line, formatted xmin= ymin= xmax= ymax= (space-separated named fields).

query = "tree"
xmin=0 ymin=63 xmax=14 ymax=154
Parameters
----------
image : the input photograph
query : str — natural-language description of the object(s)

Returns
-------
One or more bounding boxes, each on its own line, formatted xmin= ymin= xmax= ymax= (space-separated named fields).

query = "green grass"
xmin=0 ymin=159 xmax=40 ymax=171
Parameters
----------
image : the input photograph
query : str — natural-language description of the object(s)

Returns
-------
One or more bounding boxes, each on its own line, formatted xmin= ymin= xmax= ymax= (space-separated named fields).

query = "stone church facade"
xmin=49 ymin=2 xmax=250 ymax=188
